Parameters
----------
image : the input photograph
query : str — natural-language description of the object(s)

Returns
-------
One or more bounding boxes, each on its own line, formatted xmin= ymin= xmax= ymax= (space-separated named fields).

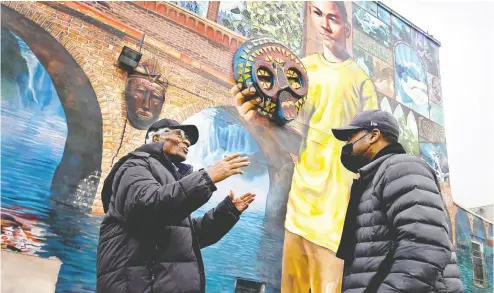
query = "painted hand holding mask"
xmin=233 ymin=37 xmax=308 ymax=125
xmin=125 ymin=62 xmax=168 ymax=130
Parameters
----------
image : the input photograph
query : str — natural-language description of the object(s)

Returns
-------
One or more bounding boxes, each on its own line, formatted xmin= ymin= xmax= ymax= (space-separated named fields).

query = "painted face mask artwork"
xmin=125 ymin=62 xmax=168 ymax=130
xmin=233 ymin=37 xmax=309 ymax=125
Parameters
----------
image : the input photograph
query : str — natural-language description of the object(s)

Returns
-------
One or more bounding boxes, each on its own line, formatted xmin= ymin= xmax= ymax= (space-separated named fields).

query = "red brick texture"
xmin=82 ymin=1 xmax=245 ymax=79
xmin=207 ymin=1 xmax=220 ymax=22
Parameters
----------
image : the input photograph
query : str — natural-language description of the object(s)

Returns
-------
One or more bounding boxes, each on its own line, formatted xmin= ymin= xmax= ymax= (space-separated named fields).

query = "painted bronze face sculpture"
xmin=125 ymin=63 xmax=168 ymax=130
xmin=233 ymin=37 xmax=309 ymax=125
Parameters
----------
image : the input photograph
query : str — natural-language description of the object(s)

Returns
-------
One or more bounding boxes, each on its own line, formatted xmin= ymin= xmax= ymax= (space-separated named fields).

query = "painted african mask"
xmin=125 ymin=63 xmax=168 ymax=130
xmin=233 ymin=37 xmax=309 ymax=125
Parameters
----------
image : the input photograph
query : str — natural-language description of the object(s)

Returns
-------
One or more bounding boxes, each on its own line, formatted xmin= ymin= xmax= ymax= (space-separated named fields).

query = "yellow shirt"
xmin=285 ymin=54 xmax=378 ymax=252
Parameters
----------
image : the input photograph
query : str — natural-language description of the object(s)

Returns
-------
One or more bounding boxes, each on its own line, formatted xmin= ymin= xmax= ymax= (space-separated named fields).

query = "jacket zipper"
xmin=150 ymin=245 xmax=157 ymax=293
xmin=188 ymin=217 xmax=206 ymax=293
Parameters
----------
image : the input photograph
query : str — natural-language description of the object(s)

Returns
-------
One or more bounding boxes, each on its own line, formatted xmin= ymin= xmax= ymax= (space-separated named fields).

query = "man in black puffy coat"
xmin=332 ymin=110 xmax=464 ymax=293
xmin=97 ymin=118 xmax=255 ymax=293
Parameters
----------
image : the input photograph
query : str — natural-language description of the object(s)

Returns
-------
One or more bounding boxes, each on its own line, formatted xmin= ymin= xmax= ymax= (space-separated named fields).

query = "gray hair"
xmin=145 ymin=127 xmax=170 ymax=144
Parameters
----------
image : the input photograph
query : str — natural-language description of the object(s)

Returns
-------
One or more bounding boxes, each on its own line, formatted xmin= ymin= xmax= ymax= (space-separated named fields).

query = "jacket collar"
xmin=359 ymin=143 xmax=406 ymax=181
xmin=134 ymin=142 xmax=193 ymax=179
xmin=101 ymin=142 xmax=193 ymax=213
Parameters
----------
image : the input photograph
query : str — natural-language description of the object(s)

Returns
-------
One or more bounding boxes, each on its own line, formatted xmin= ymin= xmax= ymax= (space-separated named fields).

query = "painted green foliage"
xmin=391 ymin=105 xmax=419 ymax=157
xmin=217 ymin=1 xmax=304 ymax=56
xmin=397 ymin=116 xmax=418 ymax=156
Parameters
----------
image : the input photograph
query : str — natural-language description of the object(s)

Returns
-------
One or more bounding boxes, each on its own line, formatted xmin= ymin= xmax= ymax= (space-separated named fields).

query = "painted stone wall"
xmin=455 ymin=209 xmax=493 ymax=292
xmin=1 ymin=1 xmax=492 ymax=292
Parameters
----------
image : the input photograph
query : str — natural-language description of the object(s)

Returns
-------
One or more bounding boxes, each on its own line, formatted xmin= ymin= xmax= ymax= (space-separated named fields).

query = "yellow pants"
xmin=281 ymin=230 xmax=343 ymax=293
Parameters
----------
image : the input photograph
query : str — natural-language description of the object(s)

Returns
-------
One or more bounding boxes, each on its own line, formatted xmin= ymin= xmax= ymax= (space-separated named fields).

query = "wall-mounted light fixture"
xmin=118 ymin=33 xmax=146 ymax=71
xmin=118 ymin=46 xmax=142 ymax=70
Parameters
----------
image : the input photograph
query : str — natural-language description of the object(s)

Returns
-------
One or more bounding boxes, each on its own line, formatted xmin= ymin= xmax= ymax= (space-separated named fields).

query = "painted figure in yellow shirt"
xmin=231 ymin=2 xmax=378 ymax=293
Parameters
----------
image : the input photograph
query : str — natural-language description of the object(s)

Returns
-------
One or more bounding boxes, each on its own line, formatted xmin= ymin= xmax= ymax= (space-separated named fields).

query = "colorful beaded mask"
xmin=233 ymin=37 xmax=308 ymax=125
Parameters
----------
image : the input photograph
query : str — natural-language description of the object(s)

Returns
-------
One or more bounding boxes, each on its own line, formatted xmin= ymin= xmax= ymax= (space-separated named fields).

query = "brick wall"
xmin=2 ymin=1 xmax=235 ymax=215
xmin=207 ymin=1 xmax=220 ymax=22
xmin=83 ymin=1 xmax=237 ymax=78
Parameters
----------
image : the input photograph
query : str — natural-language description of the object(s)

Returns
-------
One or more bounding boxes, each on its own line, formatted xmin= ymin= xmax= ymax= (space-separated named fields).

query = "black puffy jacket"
xmin=337 ymin=144 xmax=464 ymax=293
xmin=97 ymin=142 xmax=241 ymax=293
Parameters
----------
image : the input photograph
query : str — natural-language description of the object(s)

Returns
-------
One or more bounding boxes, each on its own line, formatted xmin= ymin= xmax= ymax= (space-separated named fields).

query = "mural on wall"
xmin=354 ymin=45 xmax=394 ymax=99
xmin=391 ymin=15 xmax=411 ymax=44
xmin=183 ymin=107 xmax=274 ymax=292
xmin=1 ymin=6 xmax=104 ymax=293
xmin=2 ymin=6 xmax=103 ymax=212
xmin=430 ymin=101 xmax=445 ymax=127
xmin=1 ymin=207 xmax=45 ymax=255
xmin=379 ymin=97 xmax=419 ymax=156
xmin=227 ymin=2 xmax=379 ymax=292
xmin=2 ymin=1 xmax=491 ymax=293
xmin=217 ymin=1 xmax=304 ymax=55
xmin=473 ymin=218 xmax=489 ymax=287
xmin=354 ymin=1 xmax=378 ymax=16
xmin=411 ymin=27 xmax=441 ymax=77
xmin=456 ymin=209 xmax=474 ymax=287
xmin=353 ymin=45 xmax=373 ymax=77
xmin=394 ymin=42 xmax=430 ymax=118
xmin=455 ymin=208 xmax=493 ymax=293
xmin=170 ymin=1 xmax=209 ymax=18
xmin=372 ymin=55 xmax=395 ymax=98
xmin=353 ymin=3 xmax=390 ymax=48
xmin=428 ymin=73 xmax=443 ymax=105
xmin=420 ymin=143 xmax=450 ymax=183
xmin=377 ymin=4 xmax=391 ymax=25
xmin=418 ymin=115 xmax=446 ymax=143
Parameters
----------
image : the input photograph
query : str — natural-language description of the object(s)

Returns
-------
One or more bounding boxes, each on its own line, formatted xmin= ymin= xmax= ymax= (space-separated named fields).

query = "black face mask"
xmin=340 ymin=133 xmax=371 ymax=173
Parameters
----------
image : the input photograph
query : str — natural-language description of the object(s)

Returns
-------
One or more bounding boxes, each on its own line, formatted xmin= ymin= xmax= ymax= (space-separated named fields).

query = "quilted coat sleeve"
xmin=115 ymin=160 xmax=216 ymax=228
xmin=377 ymin=157 xmax=452 ymax=293
xmin=442 ymin=251 xmax=464 ymax=293
xmin=192 ymin=196 xmax=241 ymax=248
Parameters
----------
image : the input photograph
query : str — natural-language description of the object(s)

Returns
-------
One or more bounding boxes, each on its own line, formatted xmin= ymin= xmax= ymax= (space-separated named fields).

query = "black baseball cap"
xmin=145 ymin=118 xmax=199 ymax=145
xmin=332 ymin=110 xmax=400 ymax=141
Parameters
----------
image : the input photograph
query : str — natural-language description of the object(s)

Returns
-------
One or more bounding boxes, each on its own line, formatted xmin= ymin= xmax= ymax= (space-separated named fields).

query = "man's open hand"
xmin=207 ymin=153 xmax=250 ymax=184
xmin=228 ymin=191 xmax=256 ymax=213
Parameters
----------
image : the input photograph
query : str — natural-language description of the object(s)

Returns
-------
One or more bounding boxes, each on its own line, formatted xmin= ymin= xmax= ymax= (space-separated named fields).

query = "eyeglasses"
xmin=165 ymin=129 xmax=190 ymax=142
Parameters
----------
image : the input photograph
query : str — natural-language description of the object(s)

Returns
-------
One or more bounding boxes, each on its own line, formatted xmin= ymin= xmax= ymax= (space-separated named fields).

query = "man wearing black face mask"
xmin=332 ymin=110 xmax=464 ymax=293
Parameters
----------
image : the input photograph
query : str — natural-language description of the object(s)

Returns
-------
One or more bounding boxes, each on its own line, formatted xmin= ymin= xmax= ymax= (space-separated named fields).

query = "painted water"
xmin=1 ymin=29 xmax=102 ymax=293
xmin=1 ymin=29 xmax=283 ymax=292
xmin=185 ymin=108 xmax=283 ymax=293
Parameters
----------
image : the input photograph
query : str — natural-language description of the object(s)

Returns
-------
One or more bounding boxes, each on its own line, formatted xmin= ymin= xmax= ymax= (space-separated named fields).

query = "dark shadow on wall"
xmin=2 ymin=6 xmax=103 ymax=213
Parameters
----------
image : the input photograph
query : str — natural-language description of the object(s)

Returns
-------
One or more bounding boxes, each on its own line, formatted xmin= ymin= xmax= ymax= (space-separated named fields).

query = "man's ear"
xmin=344 ymin=22 xmax=351 ymax=39
xmin=370 ymin=129 xmax=381 ymax=143
xmin=153 ymin=135 xmax=160 ymax=142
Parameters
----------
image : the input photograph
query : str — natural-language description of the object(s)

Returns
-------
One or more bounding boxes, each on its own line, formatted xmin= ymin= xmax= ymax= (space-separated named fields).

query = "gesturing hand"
xmin=207 ymin=153 xmax=250 ymax=184
xmin=229 ymin=191 xmax=256 ymax=213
